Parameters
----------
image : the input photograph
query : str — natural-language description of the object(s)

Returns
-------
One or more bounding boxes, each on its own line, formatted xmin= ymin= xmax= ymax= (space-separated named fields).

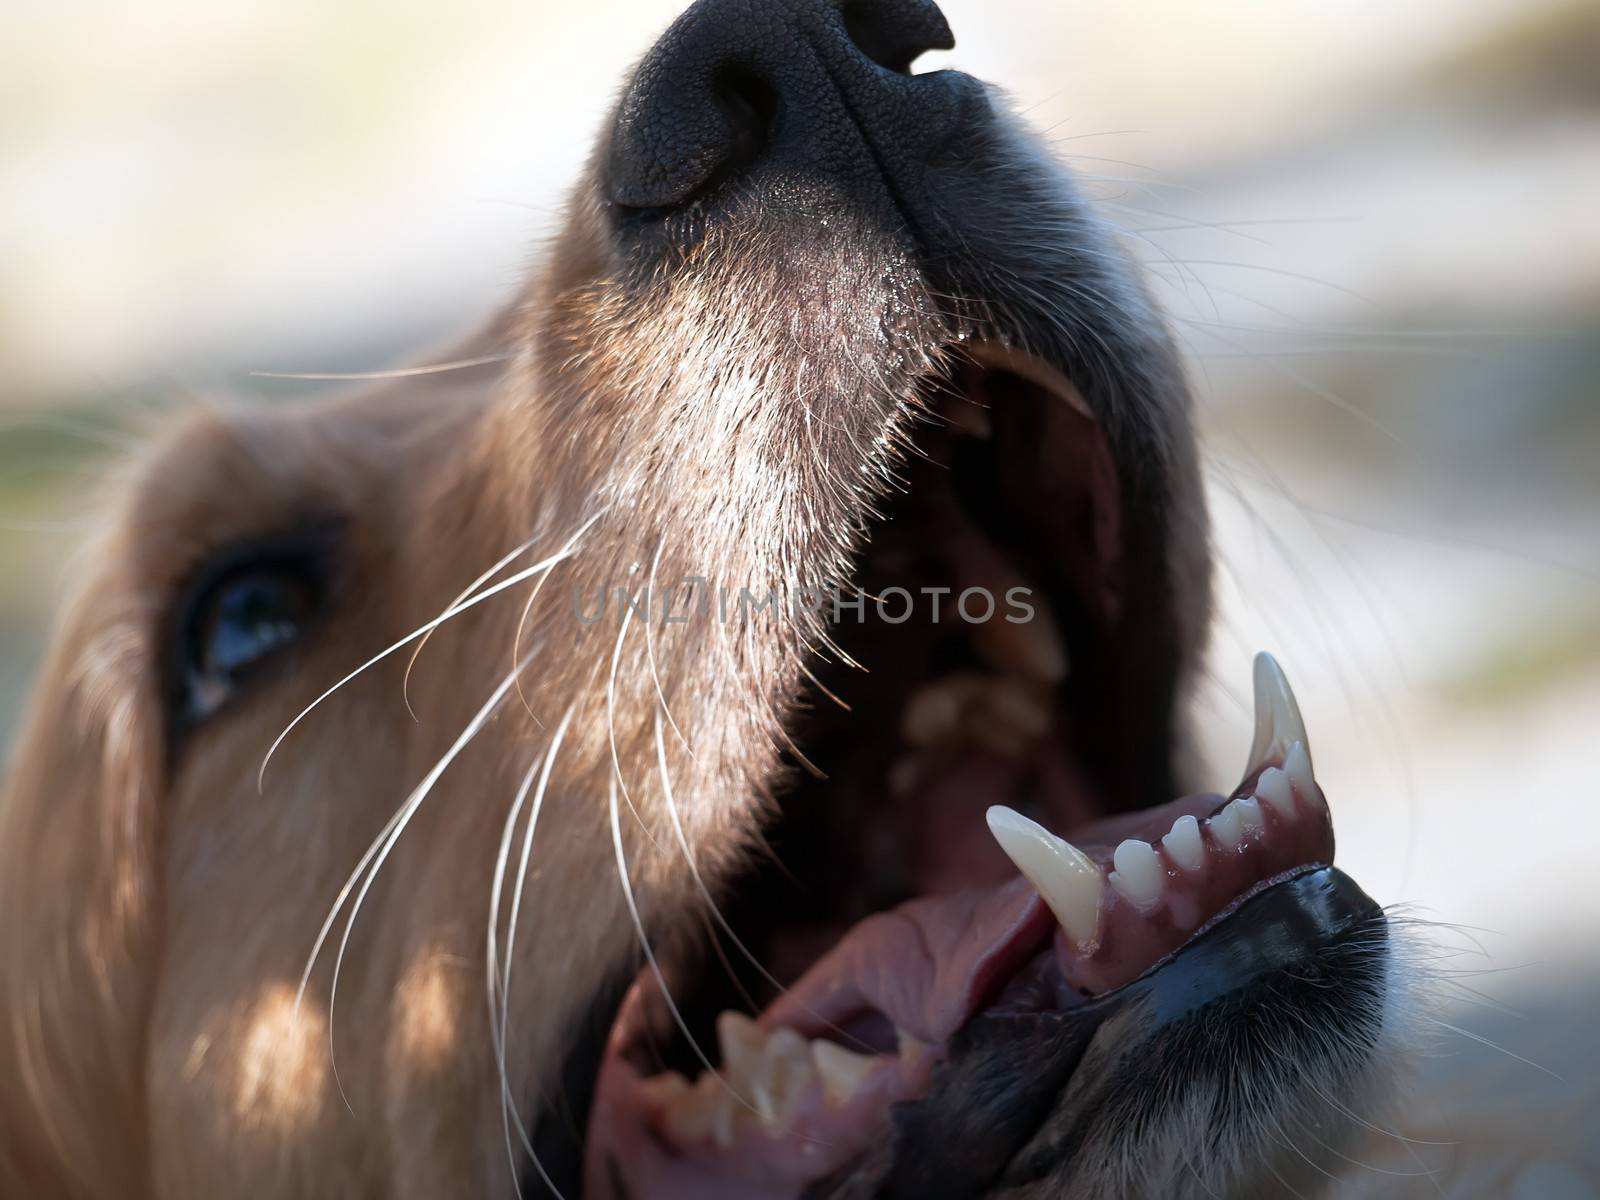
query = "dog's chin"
xmin=545 ymin=335 xmax=1393 ymax=1199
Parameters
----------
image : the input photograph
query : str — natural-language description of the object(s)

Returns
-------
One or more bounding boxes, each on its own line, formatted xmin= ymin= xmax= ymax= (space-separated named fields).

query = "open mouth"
xmin=581 ymin=344 xmax=1363 ymax=1196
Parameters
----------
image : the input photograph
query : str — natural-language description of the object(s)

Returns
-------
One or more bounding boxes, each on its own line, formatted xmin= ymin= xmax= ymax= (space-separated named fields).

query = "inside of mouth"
xmin=584 ymin=350 xmax=1335 ymax=1195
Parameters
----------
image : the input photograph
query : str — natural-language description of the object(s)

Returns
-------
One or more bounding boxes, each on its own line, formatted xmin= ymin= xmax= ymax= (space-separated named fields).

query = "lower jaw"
xmin=580 ymin=866 xmax=1386 ymax=1199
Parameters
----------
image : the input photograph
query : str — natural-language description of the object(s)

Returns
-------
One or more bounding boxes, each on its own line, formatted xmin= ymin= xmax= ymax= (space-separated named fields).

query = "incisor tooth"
xmin=1283 ymin=740 xmax=1315 ymax=797
xmin=1254 ymin=766 xmax=1295 ymax=817
xmin=811 ymin=1040 xmax=879 ymax=1106
xmin=1245 ymin=652 xmax=1311 ymax=776
xmin=1109 ymin=840 xmax=1165 ymax=909
xmin=985 ymin=805 xmax=1104 ymax=948
xmin=1161 ymin=814 xmax=1206 ymax=870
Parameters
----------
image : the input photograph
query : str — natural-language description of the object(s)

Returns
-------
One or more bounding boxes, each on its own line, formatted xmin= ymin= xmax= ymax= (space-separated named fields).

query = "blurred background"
xmin=3 ymin=0 xmax=1597 ymax=1191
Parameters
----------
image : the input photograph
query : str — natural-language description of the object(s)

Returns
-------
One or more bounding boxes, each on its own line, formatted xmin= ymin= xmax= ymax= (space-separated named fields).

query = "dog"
xmin=0 ymin=0 xmax=1404 ymax=1196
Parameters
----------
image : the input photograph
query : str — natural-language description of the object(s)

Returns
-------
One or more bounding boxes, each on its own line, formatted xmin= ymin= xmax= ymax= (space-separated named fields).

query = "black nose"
xmin=606 ymin=0 xmax=965 ymax=212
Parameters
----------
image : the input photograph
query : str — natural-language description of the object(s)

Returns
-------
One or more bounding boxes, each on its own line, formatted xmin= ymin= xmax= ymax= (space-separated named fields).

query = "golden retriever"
xmin=0 ymin=1 xmax=1405 ymax=1195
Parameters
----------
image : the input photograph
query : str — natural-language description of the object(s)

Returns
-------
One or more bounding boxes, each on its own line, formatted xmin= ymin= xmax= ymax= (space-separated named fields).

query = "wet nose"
xmin=605 ymin=0 xmax=966 ymax=212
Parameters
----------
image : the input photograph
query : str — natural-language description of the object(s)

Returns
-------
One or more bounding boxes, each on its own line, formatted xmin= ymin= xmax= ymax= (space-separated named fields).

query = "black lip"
xmin=813 ymin=867 xmax=1388 ymax=1199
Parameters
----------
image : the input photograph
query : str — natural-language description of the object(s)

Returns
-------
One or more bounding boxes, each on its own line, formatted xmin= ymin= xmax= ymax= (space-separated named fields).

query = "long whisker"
xmin=489 ymin=707 xmax=576 ymax=1198
xmin=607 ymin=775 xmax=759 ymax=1118
xmin=652 ymin=713 xmax=875 ymax=1053
xmin=297 ymin=655 xmax=535 ymax=1110
xmin=259 ymin=511 xmax=603 ymax=789
xmin=247 ymin=353 xmax=512 ymax=381
xmin=404 ymin=534 xmax=544 ymax=720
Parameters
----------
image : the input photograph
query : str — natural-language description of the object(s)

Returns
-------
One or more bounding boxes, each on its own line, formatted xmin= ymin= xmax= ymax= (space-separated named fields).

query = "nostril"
xmin=841 ymin=0 xmax=951 ymax=75
xmin=712 ymin=64 xmax=781 ymax=179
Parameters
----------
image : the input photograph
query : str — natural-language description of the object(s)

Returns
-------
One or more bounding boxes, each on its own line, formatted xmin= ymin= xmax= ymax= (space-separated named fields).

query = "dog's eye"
xmin=174 ymin=546 xmax=328 ymax=727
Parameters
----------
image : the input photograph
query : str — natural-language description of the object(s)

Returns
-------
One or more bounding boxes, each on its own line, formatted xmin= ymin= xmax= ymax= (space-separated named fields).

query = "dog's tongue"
xmin=757 ymin=874 xmax=1052 ymax=1045
xmin=584 ymin=878 xmax=1052 ymax=1200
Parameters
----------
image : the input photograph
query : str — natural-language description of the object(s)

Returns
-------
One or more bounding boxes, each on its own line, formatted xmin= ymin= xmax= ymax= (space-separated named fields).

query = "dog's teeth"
xmin=1161 ymin=814 xmax=1207 ymax=870
xmin=1244 ymin=652 xmax=1311 ymax=777
xmin=763 ymin=1028 xmax=818 ymax=1124
xmin=970 ymin=678 xmax=1051 ymax=758
xmin=1283 ymin=740 xmax=1315 ymax=797
xmin=715 ymin=1012 xmax=776 ymax=1121
xmin=811 ymin=1040 xmax=879 ymax=1106
xmin=1108 ymin=839 xmax=1165 ymax=909
xmin=1233 ymin=795 xmax=1265 ymax=833
xmin=1208 ymin=801 xmax=1245 ymax=849
xmin=901 ymin=680 xmax=965 ymax=747
xmin=985 ymin=805 xmax=1104 ymax=948
xmin=1253 ymin=766 xmax=1295 ymax=816
xmin=972 ymin=594 xmax=1069 ymax=684
xmin=638 ymin=1071 xmax=692 ymax=1107
xmin=660 ymin=1071 xmax=734 ymax=1147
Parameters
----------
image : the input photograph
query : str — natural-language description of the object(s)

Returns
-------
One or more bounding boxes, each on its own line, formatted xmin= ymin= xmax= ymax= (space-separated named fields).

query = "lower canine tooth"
xmin=1109 ymin=839 xmax=1165 ymax=909
xmin=1161 ymin=814 xmax=1206 ymax=870
xmin=811 ymin=1040 xmax=879 ymax=1106
xmin=1254 ymin=766 xmax=1295 ymax=816
xmin=985 ymin=805 xmax=1104 ymax=948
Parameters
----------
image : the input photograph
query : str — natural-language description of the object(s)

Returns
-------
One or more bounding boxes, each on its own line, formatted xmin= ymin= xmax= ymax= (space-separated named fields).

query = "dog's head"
xmin=0 ymin=2 xmax=1397 ymax=1197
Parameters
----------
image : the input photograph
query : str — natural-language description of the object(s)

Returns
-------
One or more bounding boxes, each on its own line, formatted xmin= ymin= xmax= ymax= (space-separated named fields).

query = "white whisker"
xmin=607 ymin=775 xmax=757 ymax=1117
xmin=259 ymin=510 xmax=603 ymax=789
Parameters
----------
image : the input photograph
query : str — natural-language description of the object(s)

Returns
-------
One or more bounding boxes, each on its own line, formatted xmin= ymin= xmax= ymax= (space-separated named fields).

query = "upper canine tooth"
xmin=1108 ymin=839 xmax=1165 ymax=909
xmin=811 ymin=1040 xmax=878 ymax=1106
xmin=1161 ymin=814 xmax=1206 ymax=870
xmin=1245 ymin=652 xmax=1311 ymax=776
xmin=985 ymin=805 xmax=1104 ymax=949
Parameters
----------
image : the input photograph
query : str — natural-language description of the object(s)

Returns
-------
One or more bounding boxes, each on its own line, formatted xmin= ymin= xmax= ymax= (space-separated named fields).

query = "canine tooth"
xmin=1109 ymin=840 xmax=1165 ymax=909
xmin=811 ymin=1040 xmax=879 ymax=1106
xmin=985 ymin=805 xmax=1104 ymax=948
xmin=1233 ymin=795 xmax=1265 ymax=833
xmin=1161 ymin=814 xmax=1206 ymax=870
xmin=1245 ymin=652 xmax=1311 ymax=776
xmin=972 ymin=595 xmax=1069 ymax=684
xmin=1253 ymin=766 xmax=1295 ymax=817
xmin=1283 ymin=740 xmax=1315 ymax=797
xmin=1208 ymin=802 xmax=1244 ymax=849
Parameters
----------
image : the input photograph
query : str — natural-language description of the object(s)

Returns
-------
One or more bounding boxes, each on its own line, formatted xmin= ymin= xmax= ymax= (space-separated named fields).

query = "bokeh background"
xmin=3 ymin=0 xmax=1597 ymax=1191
